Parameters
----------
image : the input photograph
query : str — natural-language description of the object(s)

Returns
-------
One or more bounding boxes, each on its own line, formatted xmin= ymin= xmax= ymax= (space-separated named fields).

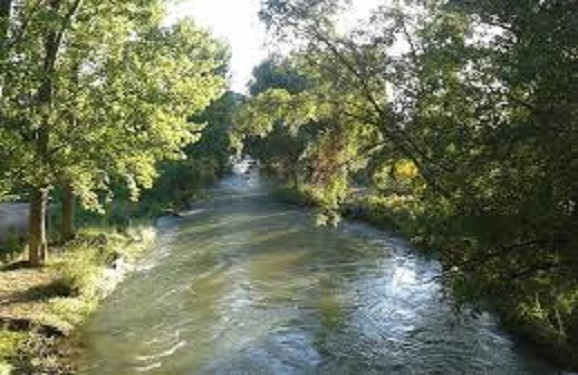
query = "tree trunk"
xmin=28 ymin=187 xmax=48 ymax=266
xmin=29 ymin=71 xmax=51 ymax=265
xmin=60 ymin=182 xmax=75 ymax=243
xmin=27 ymin=0 xmax=59 ymax=266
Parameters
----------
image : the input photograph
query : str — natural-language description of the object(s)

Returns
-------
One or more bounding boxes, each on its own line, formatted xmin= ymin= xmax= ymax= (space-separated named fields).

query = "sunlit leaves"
xmin=0 ymin=0 xmax=228 ymax=210
xmin=236 ymin=88 xmax=323 ymax=138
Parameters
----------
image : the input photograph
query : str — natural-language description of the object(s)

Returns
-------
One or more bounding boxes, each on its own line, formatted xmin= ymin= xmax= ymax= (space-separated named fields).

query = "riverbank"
xmin=348 ymin=195 xmax=578 ymax=370
xmin=272 ymin=185 xmax=578 ymax=372
xmin=0 ymin=226 xmax=155 ymax=374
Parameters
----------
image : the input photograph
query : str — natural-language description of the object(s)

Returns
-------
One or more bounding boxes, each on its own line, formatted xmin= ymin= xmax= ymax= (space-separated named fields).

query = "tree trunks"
xmin=28 ymin=74 xmax=52 ymax=264
xmin=60 ymin=182 xmax=75 ymax=243
xmin=28 ymin=186 xmax=48 ymax=266
xmin=60 ymin=60 xmax=79 ymax=244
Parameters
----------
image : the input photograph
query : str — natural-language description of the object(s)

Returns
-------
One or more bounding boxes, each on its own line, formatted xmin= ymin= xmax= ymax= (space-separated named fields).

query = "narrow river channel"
xmin=79 ymin=168 xmax=565 ymax=374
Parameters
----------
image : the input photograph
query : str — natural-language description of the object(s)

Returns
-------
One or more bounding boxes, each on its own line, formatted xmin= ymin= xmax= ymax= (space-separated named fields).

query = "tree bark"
xmin=26 ymin=0 xmax=83 ymax=265
xmin=28 ymin=186 xmax=48 ymax=266
xmin=27 ymin=0 xmax=59 ymax=266
xmin=60 ymin=182 xmax=75 ymax=242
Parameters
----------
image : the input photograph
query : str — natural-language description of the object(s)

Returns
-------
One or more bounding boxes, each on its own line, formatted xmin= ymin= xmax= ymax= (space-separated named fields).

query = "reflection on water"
xmin=79 ymin=170 xmax=564 ymax=374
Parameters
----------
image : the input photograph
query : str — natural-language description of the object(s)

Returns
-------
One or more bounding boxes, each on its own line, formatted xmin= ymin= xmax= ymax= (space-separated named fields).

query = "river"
xmin=79 ymin=168 xmax=566 ymax=374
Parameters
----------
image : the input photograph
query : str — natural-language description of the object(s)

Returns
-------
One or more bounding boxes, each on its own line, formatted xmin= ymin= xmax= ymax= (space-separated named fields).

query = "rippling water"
xmin=79 ymin=170 xmax=565 ymax=374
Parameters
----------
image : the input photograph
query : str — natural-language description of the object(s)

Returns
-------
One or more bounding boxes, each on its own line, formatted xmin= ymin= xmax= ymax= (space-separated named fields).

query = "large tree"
xmin=0 ymin=1 xmax=227 ymax=264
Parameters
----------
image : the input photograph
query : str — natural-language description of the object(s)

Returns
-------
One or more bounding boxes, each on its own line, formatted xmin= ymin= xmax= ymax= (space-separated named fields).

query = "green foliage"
xmin=0 ymin=0 xmax=228 ymax=263
xmin=0 ymin=330 xmax=26 ymax=361
xmin=235 ymin=55 xmax=378 ymax=214
xmin=190 ymin=92 xmax=245 ymax=169
xmin=52 ymin=14 xmax=228 ymax=210
xmin=135 ymin=90 xmax=244 ymax=212
xmin=249 ymin=57 xmax=309 ymax=96
xmin=143 ymin=158 xmax=217 ymax=209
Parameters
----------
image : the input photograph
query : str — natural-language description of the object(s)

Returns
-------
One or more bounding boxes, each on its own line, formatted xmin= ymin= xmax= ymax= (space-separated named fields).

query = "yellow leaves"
xmin=393 ymin=159 xmax=419 ymax=181
xmin=372 ymin=159 xmax=423 ymax=196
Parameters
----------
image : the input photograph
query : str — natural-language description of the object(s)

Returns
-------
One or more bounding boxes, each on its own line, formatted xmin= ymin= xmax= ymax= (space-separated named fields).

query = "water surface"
xmin=80 ymin=170 xmax=564 ymax=374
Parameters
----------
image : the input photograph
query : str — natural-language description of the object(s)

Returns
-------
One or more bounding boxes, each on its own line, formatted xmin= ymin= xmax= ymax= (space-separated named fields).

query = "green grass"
xmin=44 ymin=226 xmax=155 ymax=333
xmin=0 ymin=330 xmax=26 ymax=375
xmin=0 ymin=330 xmax=27 ymax=359
xmin=0 ymin=226 xmax=155 ymax=374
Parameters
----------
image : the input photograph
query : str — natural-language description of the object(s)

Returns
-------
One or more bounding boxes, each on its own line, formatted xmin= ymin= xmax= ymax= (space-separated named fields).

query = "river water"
xmin=79 ymin=169 xmax=566 ymax=374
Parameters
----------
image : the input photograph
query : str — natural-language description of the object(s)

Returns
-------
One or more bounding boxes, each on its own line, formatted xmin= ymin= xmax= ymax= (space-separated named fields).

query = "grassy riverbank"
xmin=351 ymin=195 xmax=578 ymax=370
xmin=0 ymin=227 xmax=155 ymax=374
xmin=349 ymin=194 xmax=578 ymax=366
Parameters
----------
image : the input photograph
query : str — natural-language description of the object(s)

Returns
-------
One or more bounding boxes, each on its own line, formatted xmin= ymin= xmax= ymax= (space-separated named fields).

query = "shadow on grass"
xmin=0 ymin=281 xmax=71 ymax=307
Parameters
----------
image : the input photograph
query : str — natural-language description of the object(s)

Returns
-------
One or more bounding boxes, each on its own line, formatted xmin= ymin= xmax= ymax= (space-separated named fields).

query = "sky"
xmin=168 ymin=0 xmax=268 ymax=93
xmin=168 ymin=0 xmax=382 ymax=94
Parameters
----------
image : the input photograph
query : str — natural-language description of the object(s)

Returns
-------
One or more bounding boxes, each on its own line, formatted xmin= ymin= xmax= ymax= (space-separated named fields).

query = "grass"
xmin=0 ymin=331 xmax=26 ymax=360
xmin=0 ymin=226 xmax=155 ymax=374
xmin=46 ymin=226 xmax=155 ymax=333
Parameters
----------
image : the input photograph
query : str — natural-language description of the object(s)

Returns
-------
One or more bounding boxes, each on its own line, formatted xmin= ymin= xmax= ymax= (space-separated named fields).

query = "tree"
xmin=0 ymin=1 xmax=227 ymax=264
xmin=143 ymin=91 xmax=243 ymax=211
xmin=236 ymin=51 xmax=381 ymax=221
xmin=53 ymin=15 xmax=227 ymax=241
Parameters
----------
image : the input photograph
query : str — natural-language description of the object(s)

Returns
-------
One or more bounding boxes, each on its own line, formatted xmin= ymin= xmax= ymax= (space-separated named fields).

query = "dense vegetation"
xmin=0 ymin=0 xmax=230 ymax=264
xmin=235 ymin=0 xmax=578 ymax=366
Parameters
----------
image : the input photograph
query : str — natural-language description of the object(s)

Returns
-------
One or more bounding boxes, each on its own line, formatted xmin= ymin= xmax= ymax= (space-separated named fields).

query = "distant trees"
xmin=0 ymin=1 xmax=227 ymax=265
